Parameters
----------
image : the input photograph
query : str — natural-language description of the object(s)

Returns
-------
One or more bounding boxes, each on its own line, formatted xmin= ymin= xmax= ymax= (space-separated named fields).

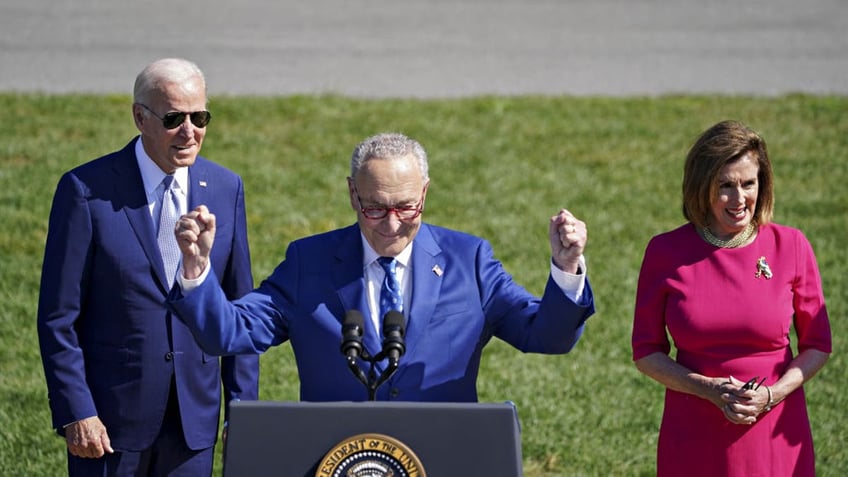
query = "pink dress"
xmin=632 ymin=223 xmax=832 ymax=477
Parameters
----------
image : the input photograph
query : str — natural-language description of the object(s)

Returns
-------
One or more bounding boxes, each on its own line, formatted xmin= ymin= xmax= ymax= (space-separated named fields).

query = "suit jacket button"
xmin=164 ymin=352 xmax=174 ymax=361
xmin=390 ymin=388 xmax=400 ymax=398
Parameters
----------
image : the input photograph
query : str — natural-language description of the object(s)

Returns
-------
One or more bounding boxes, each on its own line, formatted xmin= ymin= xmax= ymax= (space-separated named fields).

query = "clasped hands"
xmin=717 ymin=375 xmax=771 ymax=425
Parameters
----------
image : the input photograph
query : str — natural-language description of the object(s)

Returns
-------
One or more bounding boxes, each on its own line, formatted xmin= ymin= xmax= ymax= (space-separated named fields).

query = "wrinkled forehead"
xmin=354 ymin=156 xmax=426 ymax=200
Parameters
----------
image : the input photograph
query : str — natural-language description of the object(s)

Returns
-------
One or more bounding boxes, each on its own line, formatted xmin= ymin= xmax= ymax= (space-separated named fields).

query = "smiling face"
xmin=708 ymin=152 xmax=760 ymax=240
xmin=348 ymin=153 xmax=429 ymax=257
xmin=133 ymin=76 xmax=207 ymax=174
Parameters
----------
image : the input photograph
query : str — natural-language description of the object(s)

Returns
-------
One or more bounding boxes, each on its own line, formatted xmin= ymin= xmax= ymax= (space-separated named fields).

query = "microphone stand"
xmin=344 ymin=354 xmax=370 ymax=391
xmin=348 ymin=349 xmax=399 ymax=401
xmin=341 ymin=311 xmax=405 ymax=401
xmin=367 ymin=351 xmax=400 ymax=401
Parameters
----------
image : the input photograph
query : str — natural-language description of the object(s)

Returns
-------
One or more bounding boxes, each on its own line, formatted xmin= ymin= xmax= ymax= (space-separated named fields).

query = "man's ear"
xmin=132 ymin=104 xmax=145 ymax=129
xmin=347 ymin=177 xmax=358 ymax=211
xmin=421 ymin=180 xmax=431 ymax=207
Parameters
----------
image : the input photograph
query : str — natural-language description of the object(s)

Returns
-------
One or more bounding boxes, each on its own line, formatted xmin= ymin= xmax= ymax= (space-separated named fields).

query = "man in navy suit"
xmin=37 ymin=58 xmax=259 ymax=476
xmin=170 ymin=132 xmax=594 ymax=402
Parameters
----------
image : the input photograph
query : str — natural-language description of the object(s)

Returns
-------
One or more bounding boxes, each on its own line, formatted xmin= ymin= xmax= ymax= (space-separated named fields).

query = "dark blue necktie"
xmin=377 ymin=256 xmax=403 ymax=319
xmin=157 ymin=175 xmax=181 ymax=285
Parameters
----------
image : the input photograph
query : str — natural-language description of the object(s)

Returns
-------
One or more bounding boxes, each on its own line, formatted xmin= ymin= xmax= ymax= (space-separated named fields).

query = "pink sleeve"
xmin=632 ymin=237 xmax=672 ymax=361
xmin=792 ymin=231 xmax=832 ymax=353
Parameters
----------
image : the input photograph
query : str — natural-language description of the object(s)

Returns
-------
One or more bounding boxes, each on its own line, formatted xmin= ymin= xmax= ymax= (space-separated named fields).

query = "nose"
xmin=379 ymin=211 xmax=404 ymax=230
xmin=726 ymin=186 xmax=744 ymax=203
xmin=176 ymin=117 xmax=195 ymax=135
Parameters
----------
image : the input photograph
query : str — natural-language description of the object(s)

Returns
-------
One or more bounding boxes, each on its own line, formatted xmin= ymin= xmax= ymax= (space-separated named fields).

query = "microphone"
xmin=340 ymin=310 xmax=369 ymax=390
xmin=369 ymin=310 xmax=406 ymax=397
xmin=340 ymin=310 xmax=365 ymax=360
xmin=381 ymin=310 xmax=406 ymax=368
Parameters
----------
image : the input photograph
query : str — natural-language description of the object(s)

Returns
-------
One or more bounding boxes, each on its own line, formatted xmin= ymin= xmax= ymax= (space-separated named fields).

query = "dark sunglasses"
xmin=137 ymin=103 xmax=211 ymax=129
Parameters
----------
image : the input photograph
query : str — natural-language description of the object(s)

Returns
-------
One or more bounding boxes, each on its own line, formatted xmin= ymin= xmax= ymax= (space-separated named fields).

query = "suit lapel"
xmin=115 ymin=139 xmax=171 ymax=290
xmin=333 ymin=227 xmax=382 ymax=356
xmin=405 ymin=224 xmax=444 ymax=359
xmin=186 ymin=162 xmax=209 ymax=211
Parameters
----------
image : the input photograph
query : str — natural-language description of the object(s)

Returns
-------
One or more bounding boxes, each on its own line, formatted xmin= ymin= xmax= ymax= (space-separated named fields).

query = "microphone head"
xmin=343 ymin=309 xmax=365 ymax=334
xmin=382 ymin=310 xmax=405 ymax=337
xmin=341 ymin=310 xmax=365 ymax=358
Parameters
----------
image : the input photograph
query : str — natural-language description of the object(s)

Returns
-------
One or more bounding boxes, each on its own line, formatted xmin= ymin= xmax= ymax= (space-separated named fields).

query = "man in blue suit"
xmin=37 ymin=58 xmax=259 ymax=476
xmin=170 ymin=132 xmax=593 ymax=402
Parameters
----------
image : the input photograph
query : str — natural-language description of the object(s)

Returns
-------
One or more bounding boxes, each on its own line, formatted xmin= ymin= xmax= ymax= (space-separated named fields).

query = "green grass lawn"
xmin=1 ymin=93 xmax=845 ymax=476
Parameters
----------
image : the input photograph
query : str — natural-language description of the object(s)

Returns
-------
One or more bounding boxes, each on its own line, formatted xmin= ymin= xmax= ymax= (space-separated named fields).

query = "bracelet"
xmin=764 ymin=386 xmax=774 ymax=412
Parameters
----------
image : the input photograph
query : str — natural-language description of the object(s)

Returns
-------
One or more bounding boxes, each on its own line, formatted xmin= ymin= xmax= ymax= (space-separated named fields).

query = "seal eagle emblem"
xmin=316 ymin=433 xmax=426 ymax=477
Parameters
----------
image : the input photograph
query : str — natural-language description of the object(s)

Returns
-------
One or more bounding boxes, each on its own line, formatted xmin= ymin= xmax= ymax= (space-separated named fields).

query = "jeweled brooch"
xmin=755 ymin=256 xmax=773 ymax=279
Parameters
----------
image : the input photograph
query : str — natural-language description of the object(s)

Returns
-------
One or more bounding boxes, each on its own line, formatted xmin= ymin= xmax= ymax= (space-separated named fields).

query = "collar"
xmin=135 ymin=137 xmax=189 ymax=197
xmin=360 ymin=232 xmax=413 ymax=269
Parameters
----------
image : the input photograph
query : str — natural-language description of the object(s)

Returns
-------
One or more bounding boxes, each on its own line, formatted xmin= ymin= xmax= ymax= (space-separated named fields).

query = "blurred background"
xmin=1 ymin=0 xmax=846 ymax=97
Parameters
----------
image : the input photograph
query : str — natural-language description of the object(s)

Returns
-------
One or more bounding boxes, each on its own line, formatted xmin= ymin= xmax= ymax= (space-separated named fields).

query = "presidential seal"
xmin=315 ymin=433 xmax=426 ymax=477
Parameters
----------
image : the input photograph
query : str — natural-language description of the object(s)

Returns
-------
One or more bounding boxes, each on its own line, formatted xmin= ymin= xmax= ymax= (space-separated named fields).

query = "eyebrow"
xmin=362 ymin=198 xmax=420 ymax=208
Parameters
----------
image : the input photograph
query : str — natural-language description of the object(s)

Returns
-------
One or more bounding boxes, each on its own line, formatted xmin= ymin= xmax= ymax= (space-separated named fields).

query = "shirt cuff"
xmin=63 ymin=415 xmax=96 ymax=428
xmin=177 ymin=262 xmax=211 ymax=293
xmin=550 ymin=255 xmax=587 ymax=304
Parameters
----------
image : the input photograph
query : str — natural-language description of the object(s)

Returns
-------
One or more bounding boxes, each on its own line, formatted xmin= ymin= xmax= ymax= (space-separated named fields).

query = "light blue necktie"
xmin=377 ymin=256 xmax=403 ymax=320
xmin=157 ymin=175 xmax=181 ymax=286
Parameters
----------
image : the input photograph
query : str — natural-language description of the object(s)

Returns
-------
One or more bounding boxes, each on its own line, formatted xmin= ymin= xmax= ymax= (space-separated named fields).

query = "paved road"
xmin=1 ymin=0 xmax=846 ymax=97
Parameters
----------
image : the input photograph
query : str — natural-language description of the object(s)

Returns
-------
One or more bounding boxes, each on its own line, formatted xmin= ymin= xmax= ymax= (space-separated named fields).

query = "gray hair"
xmin=133 ymin=58 xmax=206 ymax=105
xmin=350 ymin=132 xmax=429 ymax=180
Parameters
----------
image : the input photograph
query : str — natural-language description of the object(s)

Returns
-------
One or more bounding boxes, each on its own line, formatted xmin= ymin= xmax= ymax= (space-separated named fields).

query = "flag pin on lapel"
xmin=199 ymin=180 xmax=208 ymax=187
xmin=432 ymin=265 xmax=443 ymax=277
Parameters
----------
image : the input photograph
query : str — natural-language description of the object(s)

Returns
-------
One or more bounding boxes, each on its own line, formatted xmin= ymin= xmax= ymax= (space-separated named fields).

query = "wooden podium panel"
xmin=223 ymin=400 xmax=523 ymax=476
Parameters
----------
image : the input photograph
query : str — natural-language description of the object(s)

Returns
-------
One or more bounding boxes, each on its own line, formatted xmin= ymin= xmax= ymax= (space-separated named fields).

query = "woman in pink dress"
xmin=631 ymin=120 xmax=832 ymax=476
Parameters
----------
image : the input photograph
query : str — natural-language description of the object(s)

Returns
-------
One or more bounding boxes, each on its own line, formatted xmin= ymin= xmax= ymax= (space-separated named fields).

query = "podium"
xmin=223 ymin=400 xmax=523 ymax=476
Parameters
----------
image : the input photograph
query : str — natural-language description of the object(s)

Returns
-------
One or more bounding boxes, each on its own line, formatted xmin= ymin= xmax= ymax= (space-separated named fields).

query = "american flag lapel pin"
xmin=198 ymin=180 xmax=208 ymax=187
xmin=432 ymin=264 xmax=443 ymax=277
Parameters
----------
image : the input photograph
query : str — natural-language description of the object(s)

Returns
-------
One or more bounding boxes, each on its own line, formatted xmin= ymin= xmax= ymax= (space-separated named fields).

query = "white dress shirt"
xmin=135 ymin=138 xmax=188 ymax=224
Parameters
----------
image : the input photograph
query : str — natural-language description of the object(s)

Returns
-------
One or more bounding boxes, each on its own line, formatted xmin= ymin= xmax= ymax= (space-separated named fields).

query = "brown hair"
xmin=682 ymin=120 xmax=774 ymax=228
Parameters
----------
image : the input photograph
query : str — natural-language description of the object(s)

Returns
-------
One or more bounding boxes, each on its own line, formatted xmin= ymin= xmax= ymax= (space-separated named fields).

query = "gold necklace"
xmin=699 ymin=222 xmax=755 ymax=248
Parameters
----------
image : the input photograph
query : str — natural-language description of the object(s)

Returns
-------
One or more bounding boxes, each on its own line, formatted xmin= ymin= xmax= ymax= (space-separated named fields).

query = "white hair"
xmin=350 ymin=132 xmax=429 ymax=180
xmin=133 ymin=58 xmax=206 ymax=105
